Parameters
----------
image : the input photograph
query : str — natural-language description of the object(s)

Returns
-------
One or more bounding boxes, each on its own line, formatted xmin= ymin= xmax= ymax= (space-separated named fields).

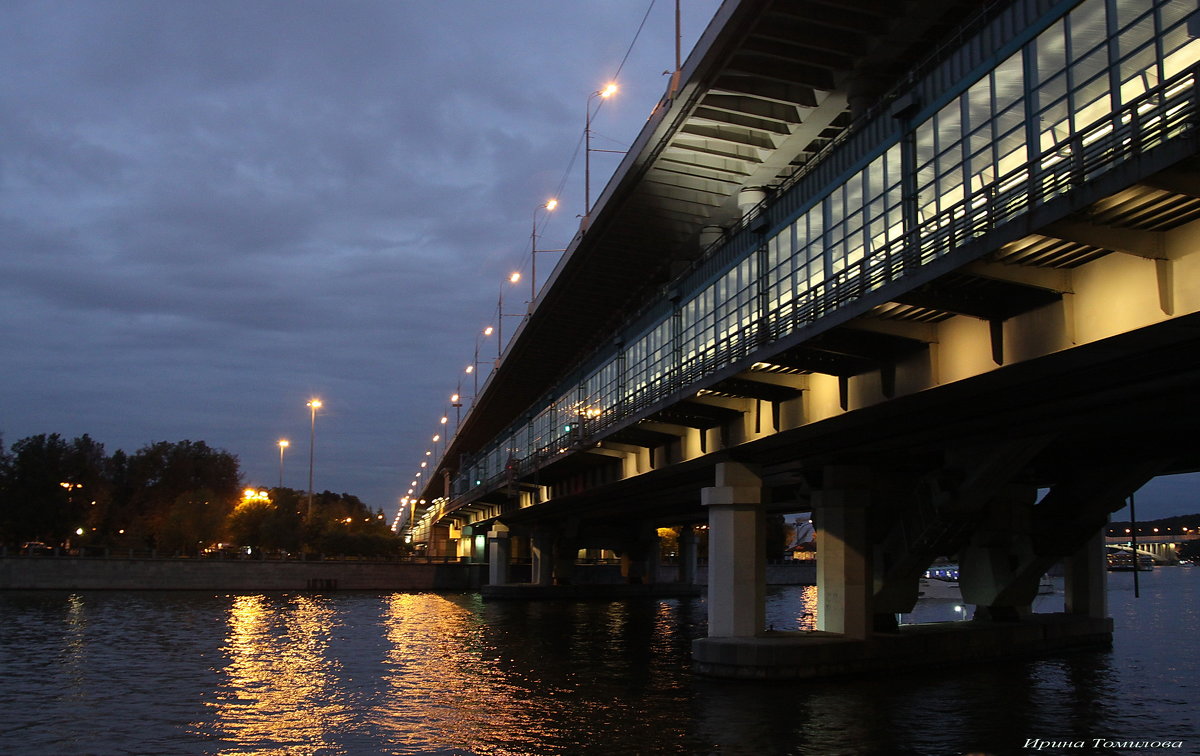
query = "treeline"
xmin=0 ymin=433 xmax=404 ymax=557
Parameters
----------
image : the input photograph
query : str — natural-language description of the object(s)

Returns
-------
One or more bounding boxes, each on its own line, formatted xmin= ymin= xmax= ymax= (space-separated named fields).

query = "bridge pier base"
xmin=691 ymin=613 xmax=1112 ymax=680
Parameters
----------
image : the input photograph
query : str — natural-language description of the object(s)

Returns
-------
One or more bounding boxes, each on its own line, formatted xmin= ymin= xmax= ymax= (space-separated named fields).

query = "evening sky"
xmin=1 ymin=0 xmax=1193 ymax=521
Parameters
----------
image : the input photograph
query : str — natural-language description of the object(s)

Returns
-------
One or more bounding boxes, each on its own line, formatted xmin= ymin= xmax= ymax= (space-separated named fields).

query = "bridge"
xmin=1106 ymin=533 xmax=1198 ymax=564
xmin=405 ymin=0 xmax=1200 ymax=678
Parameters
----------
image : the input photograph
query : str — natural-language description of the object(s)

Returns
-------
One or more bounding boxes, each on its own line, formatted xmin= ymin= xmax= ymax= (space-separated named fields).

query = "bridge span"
xmin=406 ymin=0 xmax=1200 ymax=678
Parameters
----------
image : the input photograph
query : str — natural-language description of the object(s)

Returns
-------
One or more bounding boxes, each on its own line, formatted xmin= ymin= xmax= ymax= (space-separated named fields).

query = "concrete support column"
xmin=1064 ymin=530 xmax=1108 ymax=619
xmin=553 ymin=536 xmax=577 ymax=586
xmin=702 ymin=462 xmax=764 ymax=638
xmin=487 ymin=522 xmax=511 ymax=586
xmin=958 ymin=485 xmax=1039 ymax=620
xmin=531 ymin=530 xmax=554 ymax=586
xmin=678 ymin=525 xmax=698 ymax=585
xmin=617 ymin=525 xmax=660 ymax=585
xmin=814 ymin=466 xmax=873 ymax=639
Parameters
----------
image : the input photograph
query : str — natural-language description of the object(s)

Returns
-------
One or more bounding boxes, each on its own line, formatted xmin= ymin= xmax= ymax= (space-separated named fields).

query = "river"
xmin=0 ymin=567 xmax=1196 ymax=755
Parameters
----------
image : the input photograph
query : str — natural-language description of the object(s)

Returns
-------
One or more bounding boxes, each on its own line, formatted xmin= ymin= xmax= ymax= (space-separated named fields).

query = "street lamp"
xmin=585 ymin=83 xmax=618 ymax=226
xmin=497 ymin=273 xmax=523 ymax=364
xmin=306 ymin=398 xmax=322 ymax=519
xmin=451 ymin=391 xmax=463 ymax=431
xmin=468 ymin=325 xmax=494 ymax=397
xmin=531 ymin=198 xmax=564 ymax=306
xmin=277 ymin=439 xmax=289 ymax=488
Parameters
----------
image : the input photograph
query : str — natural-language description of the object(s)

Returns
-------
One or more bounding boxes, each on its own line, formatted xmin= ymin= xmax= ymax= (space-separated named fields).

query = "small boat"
xmin=918 ymin=563 xmax=1055 ymax=600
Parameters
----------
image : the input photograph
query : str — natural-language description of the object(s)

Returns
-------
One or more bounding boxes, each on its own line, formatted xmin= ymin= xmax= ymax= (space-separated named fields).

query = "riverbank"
xmin=0 ymin=554 xmax=818 ymax=592
xmin=0 ymin=555 xmax=483 ymax=591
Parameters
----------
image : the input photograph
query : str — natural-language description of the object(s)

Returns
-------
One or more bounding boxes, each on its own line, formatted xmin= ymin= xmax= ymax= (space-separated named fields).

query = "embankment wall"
xmin=0 ymin=556 xmax=482 ymax=591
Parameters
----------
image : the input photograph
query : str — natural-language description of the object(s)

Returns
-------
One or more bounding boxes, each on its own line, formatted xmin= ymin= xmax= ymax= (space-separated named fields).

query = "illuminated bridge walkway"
xmin=408 ymin=0 xmax=1200 ymax=678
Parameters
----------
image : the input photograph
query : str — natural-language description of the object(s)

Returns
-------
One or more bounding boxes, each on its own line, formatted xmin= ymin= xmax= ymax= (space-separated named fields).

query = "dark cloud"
xmin=0 ymin=0 xmax=725 ymax=511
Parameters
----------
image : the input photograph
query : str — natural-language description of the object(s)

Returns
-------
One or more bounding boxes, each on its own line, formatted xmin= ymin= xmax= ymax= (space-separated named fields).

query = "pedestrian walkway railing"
xmin=445 ymin=63 xmax=1198 ymax=512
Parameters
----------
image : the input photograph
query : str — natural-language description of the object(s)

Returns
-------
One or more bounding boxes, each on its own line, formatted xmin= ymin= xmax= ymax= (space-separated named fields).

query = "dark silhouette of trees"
xmin=0 ymin=433 xmax=403 ymax=556
xmin=0 ymin=434 xmax=109 ymax=545
xmin=125 ymin=440 xmax=240 ymax=554
xmin=306 ymin=490 xmax=403 ymax=556
xmin=226 ymin=487 xmax=304 ymax=554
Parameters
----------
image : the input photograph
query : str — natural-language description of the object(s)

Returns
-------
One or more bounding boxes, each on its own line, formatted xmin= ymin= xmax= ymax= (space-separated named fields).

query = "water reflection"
xmin=0 ymin=572 xmax=1195 ymax=755
xmin=209 ymin=594 xmax=353 ymax=754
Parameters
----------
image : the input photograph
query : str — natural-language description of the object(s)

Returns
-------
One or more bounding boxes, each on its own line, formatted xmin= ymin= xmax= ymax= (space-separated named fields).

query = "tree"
xmin=126 ymin=440 xmax=241 ymax=553
xmin=225 ymin=487 xmax=303 ymax=553
xmin=305 ymin=490 xmax=404 ymax=556
xmin=0 ymin=434 xmax=109 ymax=546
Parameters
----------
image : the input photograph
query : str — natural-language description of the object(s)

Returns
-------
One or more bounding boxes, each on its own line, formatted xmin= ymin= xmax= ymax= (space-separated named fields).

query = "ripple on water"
xmin=0 ymin=572 xmax=1197 ymax=755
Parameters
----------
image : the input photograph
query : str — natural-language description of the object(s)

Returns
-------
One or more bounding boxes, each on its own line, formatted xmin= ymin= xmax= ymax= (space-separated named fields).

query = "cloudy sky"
xmin=2 ymin=0 xmax=1193 ymax=521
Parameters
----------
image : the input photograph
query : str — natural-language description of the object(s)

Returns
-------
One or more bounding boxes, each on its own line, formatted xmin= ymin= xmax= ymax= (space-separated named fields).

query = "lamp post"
xmin=497 ymin=272 xmax=521 ymax=364
xmin=585 ymin=83 xmax=618 ymax=226
xmin=531 ymin=199 xmax=559 ymax=305
xmin=277 ymin=439 xmax=289 ymax=488
xmin=306 ymin=398 xmax=322 ymax=519
xmin=468 ymin=325 xmax=493 ymax=398
xmin=451 ymin=391 xmax=463 ymax=432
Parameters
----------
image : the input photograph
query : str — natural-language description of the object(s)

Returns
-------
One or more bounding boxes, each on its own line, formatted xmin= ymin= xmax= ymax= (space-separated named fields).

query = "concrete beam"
xmin=964 ymin=260 xmax=1073 ymax=293
xmin=1044 ymin=219 xmax=1165 ymax=260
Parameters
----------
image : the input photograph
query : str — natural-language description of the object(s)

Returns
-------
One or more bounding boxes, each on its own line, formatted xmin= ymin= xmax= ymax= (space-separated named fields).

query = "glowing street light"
xmin=306 ymin=398 xmax=322 ymax=518
xmin=531 ymin=198 xmax=563 ymax=305
xmin=497 ymin=273 xmax=523 ymax=364
xmin=277 ymin=439 xmax=289 ymax=488
xmin=470 ymin=326 xmax=494 ymax=397
xmin=451 ymin=391 xmax=463 ymax=430
xmin=585 ymin=82 xmax=618 ymax=226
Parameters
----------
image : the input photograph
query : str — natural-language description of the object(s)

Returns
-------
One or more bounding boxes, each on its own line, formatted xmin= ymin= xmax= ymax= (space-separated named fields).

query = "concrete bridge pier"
xmin=531 ymin=529 xmax=555 ymax=586
xmin=701 ymin=461 xmax=765 ymax=637
xmin=677 ymin=525 xmax=699 ymax=585
xmin=693 ymin=459 xmax=1117 ymax=680
xmin=814 ymin=465 xmax=874 ymax=639
xmin=1065 ymin=531 xmax=1107 ymax=619
xmin=617 ymin=524 xmax=661 ymax=585
xmin=958 ymin=484 xmax=1041 ymax=622
xmin=487 ymin=522 xmax=511 ymax=587
xmin=553 ymin=533 xmax=578 ymax=586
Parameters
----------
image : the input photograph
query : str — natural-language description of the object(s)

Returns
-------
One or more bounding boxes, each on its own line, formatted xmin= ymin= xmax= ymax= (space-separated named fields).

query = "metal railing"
xmin=451 ymin=64 xmax=1199 ymax=508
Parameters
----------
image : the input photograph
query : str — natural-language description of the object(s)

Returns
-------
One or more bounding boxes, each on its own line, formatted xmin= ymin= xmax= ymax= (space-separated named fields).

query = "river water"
xmin=1 ymin=568 xmax=1196 ymax=756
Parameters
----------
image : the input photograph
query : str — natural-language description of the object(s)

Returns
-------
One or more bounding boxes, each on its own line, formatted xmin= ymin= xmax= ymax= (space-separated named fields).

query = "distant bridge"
xmin=1106 ymin=534 xmax=1198 ymax=564
xmin=406 ymin=0 xmax=1200 ymax=678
